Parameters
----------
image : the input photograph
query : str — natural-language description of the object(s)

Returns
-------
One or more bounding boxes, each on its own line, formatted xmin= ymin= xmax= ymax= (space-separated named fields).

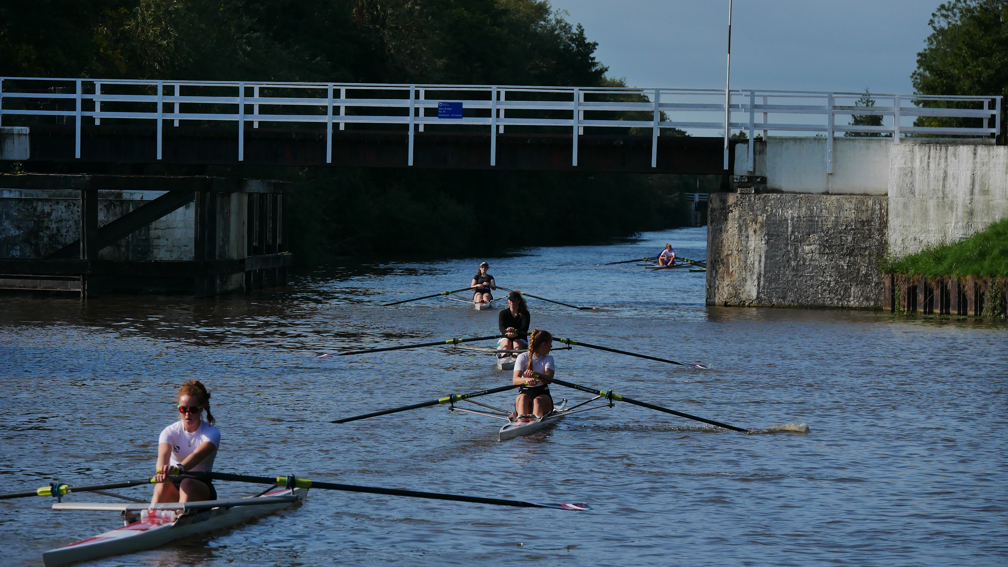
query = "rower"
xmin=152 ymin=380 xmax=220 ymax=505
xmin=658 ymin=244 xmax=676 ymax=266
xmin=512 ymin=329 xmax=555 ymax=419
xmin=471 ymin=261 xmax=496 ymax=304
xmin=498 ymin=290 xmax=530 ymax=355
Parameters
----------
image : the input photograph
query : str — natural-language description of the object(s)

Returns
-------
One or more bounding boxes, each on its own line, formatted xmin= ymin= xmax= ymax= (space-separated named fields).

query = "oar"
xmin=545 ymin=377 xmax=750 ymax=433
xmin=318 ymin=335 xmax=500 ymax=357
xmin=197 ymin=472 xmax=589 ymax=511
xmin=556 ymin=337 xmax=709 ymax=369
xmin=333 ymin=384 xmax=519 ymax=423
xmin=600 ymin=256 xmax=654 ymax=266
xmin=0 ymin=477 xmax=158 ymax=500
xmin=498 ymin=287 xmax=596 ymax=311
xmin=679 ymin=257 xmax=706 ymax=266
xmin=382 ymin=287 xmax=476 ymax=307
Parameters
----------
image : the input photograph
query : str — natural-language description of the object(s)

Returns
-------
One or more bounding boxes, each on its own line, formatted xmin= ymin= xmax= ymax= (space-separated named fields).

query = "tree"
xmin=845 ymin=89 xmax=884 ymax=137
xmin=912 ymin=0 xmax=1008 ymax=144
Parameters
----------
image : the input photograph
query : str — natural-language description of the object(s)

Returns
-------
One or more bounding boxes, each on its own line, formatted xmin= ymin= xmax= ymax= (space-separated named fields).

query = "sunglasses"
xmin=178 ymin=405 xmax=202 ymax=415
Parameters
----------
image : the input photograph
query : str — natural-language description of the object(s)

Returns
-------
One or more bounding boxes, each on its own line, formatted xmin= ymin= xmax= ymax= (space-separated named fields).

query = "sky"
xmin=547 ymin=0 xmax=946 ymax=95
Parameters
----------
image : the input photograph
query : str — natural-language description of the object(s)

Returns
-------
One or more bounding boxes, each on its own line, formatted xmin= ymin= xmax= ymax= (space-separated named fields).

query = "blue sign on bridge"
xmin=438 ymin=102 xmax=463 ymax=119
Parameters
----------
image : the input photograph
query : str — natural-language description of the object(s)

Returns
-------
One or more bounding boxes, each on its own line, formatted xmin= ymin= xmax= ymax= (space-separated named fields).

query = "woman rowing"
xmin=512 ymin=329 xmax=555 ymax=419
xmin=152 ymin=380 xmax=220 ymax=505
xmin=471 ymin=261 xmax=496 ymax=305
xmin=498 ymin=290 xmax=530 ymax=356
xmin=658 ymin=244 xmax=677 ymax=266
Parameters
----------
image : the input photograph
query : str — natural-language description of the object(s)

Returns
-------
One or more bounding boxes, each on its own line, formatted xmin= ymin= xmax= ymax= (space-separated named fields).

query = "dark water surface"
xmin=1 ymin=227 xmax=1006 ymax=566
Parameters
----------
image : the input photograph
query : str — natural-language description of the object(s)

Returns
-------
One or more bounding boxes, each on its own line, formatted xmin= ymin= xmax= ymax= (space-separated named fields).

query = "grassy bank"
xmin=884 ymin=218 xmax=1008 ymax=277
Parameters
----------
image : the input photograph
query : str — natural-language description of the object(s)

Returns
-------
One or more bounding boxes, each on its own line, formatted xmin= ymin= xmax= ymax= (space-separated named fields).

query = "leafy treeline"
xmin=913 ymin=0 xmax=1008 ymax=144
xmin=1 ymin=0 xmax=698 ymax=261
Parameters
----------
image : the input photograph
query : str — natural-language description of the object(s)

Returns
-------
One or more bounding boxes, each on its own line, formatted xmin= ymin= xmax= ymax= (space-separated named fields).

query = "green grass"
xmin=884 ymin=217 xmax=1008 ymax=277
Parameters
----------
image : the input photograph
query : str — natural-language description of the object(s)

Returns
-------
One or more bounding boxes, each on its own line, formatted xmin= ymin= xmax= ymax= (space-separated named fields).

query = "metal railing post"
xmin=75 ymin=79 xmax=82 ymax=159
xmin=747 ymin=90 xmax=755 ymax=172
xmin=418 ymin=88 xmax=424 ymax=133
xmin=498 ymin=89 xmax=505 ymax=134
xmin=490 ymin=86 xmax=498 ymax=167
xmin=893 ymin=94 xmax=901 ymax=143
xmin=253 ymin=85 xmax=260 ymax=128
xmin=578 ymin=90 xmax=585 ymax=135
xmin=826 ymin=93 xmax=834 ymax=174
xmin=651 ymin=88 xmax=660 ymax=168
xmin=94 ymin=82 xmax=100 ymax=125
xmin=996 ymin=97 xmax=1002 ymax=140
xmin=173 ymin=84 xmax=180 ymax=126
xmin=238 ymin=82 xmax=245 ymax=161
xmin=326 ymin=83 xmax=333 ymax=164
xmin=723 ymin=90 xmax=731 ymax=170
xmin=156 ymin=80 xmax=163 ymax=160
xmin=762 ymin=94 xmax=768 ymax=140
xmin=572 ymin=87 xmax=579 ymax=167
xmin=0 ymin=78 xmax=5 ymax=128
xmin=340 ymin=87 xmax=346 ymax=131
xmin=408 ymin=85 xmax=415 ymax=166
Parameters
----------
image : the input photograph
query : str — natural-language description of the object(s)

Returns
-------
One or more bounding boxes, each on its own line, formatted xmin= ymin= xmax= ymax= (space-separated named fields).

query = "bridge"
xmin=0 ymin=77 xmax=999 ymax=174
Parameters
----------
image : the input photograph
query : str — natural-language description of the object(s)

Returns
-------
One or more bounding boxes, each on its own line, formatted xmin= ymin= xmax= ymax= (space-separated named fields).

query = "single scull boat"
xmin=43 ymin=486 xmax=307 ymax=567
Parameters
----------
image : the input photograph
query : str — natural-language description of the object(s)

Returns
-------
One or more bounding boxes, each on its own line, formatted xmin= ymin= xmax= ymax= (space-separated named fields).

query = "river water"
xmin=1 ymin=227 xmax=1005 ymax=566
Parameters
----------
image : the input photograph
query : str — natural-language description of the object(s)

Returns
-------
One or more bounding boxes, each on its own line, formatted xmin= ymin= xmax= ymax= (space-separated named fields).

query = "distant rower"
xmin=498 ymin=290 xmax=530 ymax=354
xmin=152 ymin=380 xmax=220 ymax=505
xmin=658 ymin=244 xmax=676 ymax=266
xmin=471 ymin=261 xmax=496 ymax=304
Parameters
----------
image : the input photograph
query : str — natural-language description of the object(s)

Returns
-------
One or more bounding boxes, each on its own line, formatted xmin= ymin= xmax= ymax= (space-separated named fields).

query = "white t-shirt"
xmin=158 ymin=420 xmax=221 ymax=472
xmin=659 ymin=248 xmax=676 ymax=259
xmin=514 ymin=352 xmax=555 ymax=388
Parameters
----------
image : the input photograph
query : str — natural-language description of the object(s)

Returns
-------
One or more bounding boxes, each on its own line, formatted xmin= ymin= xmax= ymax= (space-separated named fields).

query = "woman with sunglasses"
xmin=471 ymin=261 xmax=496 ymax=304
xmin=151 ymin=380 xmax=220 ymax=505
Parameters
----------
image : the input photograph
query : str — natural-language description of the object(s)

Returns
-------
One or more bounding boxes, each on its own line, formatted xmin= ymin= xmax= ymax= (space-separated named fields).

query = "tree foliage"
xmin=845 ymin=89 xmax=884 ymax=138
xmin=912 ymin=0 xmax=1008 ymax=144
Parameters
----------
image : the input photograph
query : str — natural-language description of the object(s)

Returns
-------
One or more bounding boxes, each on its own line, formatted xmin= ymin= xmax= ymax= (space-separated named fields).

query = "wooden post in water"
xmin=79 ymin=185 xmax=99 ymax=299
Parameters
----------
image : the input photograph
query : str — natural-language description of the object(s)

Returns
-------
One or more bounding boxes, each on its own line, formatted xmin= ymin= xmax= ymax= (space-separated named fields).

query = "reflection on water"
xmin=1 ymin=227 xmax=1006 ymax=566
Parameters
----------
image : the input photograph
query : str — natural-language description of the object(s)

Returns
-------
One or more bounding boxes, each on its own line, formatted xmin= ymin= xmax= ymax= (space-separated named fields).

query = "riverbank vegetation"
xmin=1 ymin=1 xmax=705 ymax=261
xmin=883 ymin=217 xmax=1008 ymax=277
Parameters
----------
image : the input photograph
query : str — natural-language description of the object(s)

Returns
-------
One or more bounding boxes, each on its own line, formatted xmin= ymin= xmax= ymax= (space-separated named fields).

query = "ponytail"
xmin=178 ymin=379 xmax=215 ymax=425
xmin=527 ymin=329 xmax=552 ymax=361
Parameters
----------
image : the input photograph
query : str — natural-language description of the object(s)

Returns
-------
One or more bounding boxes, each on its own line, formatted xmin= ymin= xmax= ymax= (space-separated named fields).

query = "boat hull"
xmin=43 ymin=487 xmax=306 ymax=567
xmin=474 ymin=300 xmax=494 ymax=310
xmin=498 ymin=399 xmax=568 ymax=441
xmin=496 ymin=355 xmax=516 ymax=370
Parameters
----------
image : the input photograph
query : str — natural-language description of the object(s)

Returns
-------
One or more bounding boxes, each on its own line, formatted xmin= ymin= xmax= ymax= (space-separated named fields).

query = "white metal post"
xmin=893 ymin=94 xmax=901 ymax=143
xmin=498 ymin=89 xmax=505 ymax=134
xmin=238 ymin=82 xmax=245 ymax=161
xmin=156 ymin=81 xmax=163 ymax=160
xmin=762 ymin=94 xmax=768 ymax=140
xmin=418 ymin=88 xmax=424 ymax=133
xmin=173 ymin=84 xmax=180 ymax=126
xmin=408 ymin=85 xmax=415 ymax=166
xmin=340 ymin=87 xmax=346 ymax=131
xmin=326 ymin=84 xmax=333 ymax=164
xmin=0 ymin=78 xmax=3 ymax=128
xmin=826 ymin=93 xmax=834 ymax=174
xmin=723 ymin=0 xmax=733 ymax=170
xmin=578 ymin=90 xmax=585 ymax=135
xmin=996 ymin=97 xmax=1002 ymax=140
xmin=572 ymin=87 xmax=579 ymax=167
xmin=94 ymin=82 xmax=101 ymax=125
xmin=490 ymin=86 xmax=498 ymax=167
xmin=747 ymin=90 xmax=755 ymax=172
xmin=253 ymin=85 xmax=259 ymax=128
xmin=651 ymin=88 xmax=660 ymax=168
xmin=75 ymin=79 xmax=82 ymax=159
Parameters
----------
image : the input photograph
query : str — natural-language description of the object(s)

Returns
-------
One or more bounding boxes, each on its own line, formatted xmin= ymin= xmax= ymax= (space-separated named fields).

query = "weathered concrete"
xmin=0 ymin=189 xmax=194 ymax=260
xmin=0 ymin=127 xmax=30 ymax=160
xmin=706 ymin=193 xmax=888 ymax=308
xmin=888 ymin=144 xmax=1008 ymax=258
xmin=735 ymin=137 xmax=891 ymax=194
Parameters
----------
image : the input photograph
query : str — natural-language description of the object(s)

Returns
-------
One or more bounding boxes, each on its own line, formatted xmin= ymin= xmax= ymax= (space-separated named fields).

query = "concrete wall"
xmin=735 ymin=137 xmax=892 ymax=194
xmin=888 ymin=144 xmax=1008 ymax=258
xmin=706 ymin=193 xmax=888 ymax=308
xmin=0 ymin=189 xmax=194 ymax=260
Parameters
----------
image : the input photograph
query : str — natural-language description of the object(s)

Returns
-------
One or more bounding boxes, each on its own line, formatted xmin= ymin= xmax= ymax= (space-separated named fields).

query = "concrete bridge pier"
xmin=706 ymin=137 xmax=1008 ymax=309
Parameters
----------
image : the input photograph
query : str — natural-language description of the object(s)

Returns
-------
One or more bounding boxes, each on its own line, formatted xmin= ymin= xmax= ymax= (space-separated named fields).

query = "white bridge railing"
xmin=0 ymin=77 xmax=1000 ymax=172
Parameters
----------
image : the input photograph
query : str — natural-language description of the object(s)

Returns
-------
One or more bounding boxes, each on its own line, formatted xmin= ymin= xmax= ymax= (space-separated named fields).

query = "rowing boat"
xmin=42 ymin=487 xmax=307 ymax=567
xmin=498 ymin=400 xmax=571 ymax=441
xmin=474 ymin=299 xmax=495 ymax=310
xmin=449 ymin=394 xmax=611 ymax=441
